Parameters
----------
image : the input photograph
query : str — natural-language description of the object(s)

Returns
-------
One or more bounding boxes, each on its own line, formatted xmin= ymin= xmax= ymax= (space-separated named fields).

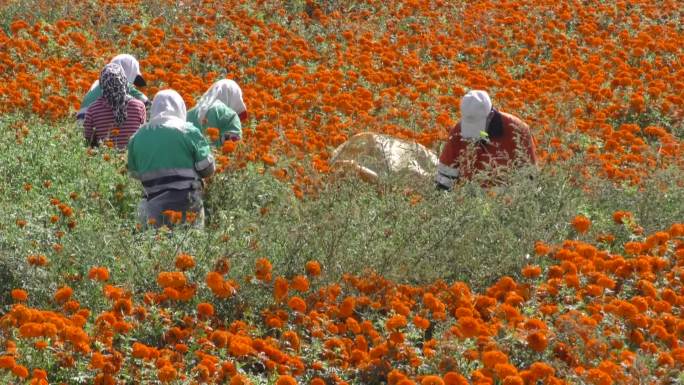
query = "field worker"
xmin=186 ymin=79 xmax=247 ymax=146
xmin=435 ymin=90 xmax=537 ymax=190
xmin=77 ymin=54 xmax=149 ymax=121
xmin=83 ymin=63 xmax=146 ymax=149
xmin=127 ymin=89 xmax=215 ymax=228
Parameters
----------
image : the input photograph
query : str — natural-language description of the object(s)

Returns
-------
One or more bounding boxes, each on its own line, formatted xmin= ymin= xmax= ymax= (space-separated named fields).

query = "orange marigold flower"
xmin=521 ymin=265 xmax=541 ymax=279
xmin=443 ymin=372 xmax=468 ymax=385
xmin=197 ymin=302 xmax=214 ymax=318
xmin=90 ymin=352 xmax=106 ymax=369
xmin=175 ymin=253 xmax=196 ymax=271
xmin=305 ymin=260 xmax=321 ymax=276
xmin=529 ymin=362 xmax=554 ymax=380
xmin=586 ymin=368 xmax=612 ymax=385
xmin=276 ymin=375 xmax=297 ymax=385
xmin=526 ymin=332 xmax=548 ymax=352
xmin=534 ymin=241 xmax=551 ymax=255
xmin=413 ymin=315 xmax=430 ymax=330
xmin=502 ymin=376 xmax=524 ymax=385
xmin=34 ymin=340 xmax=48 ymax=350
xmin=207 ymin=127 xmax=220 ymax=142
xmin=158 ymin=365 xmax=177 ymax=383
xmin=27 ymin=254 xmax=48 ymax=266
xmin=290 ymin=275 xmax=309 ymax=292
xmin=229 ymin=341 xmax=253 ymax=356
xmin=0 ymin=355 xmax=16 ymax=369
xmin=457 ymin=316 xmax=480 ymax=338
xmin=54 ymin=286 xmax=73 ymax=303
xmin=157 ymin=271 xmax=187 ymax=289
xmin=255 ymin=258 xmax=272 ymax=282
xmin=624 ymin=241 xmax=643 ymax=256
xmin=494 ymin=363 xmax=518 ymax=379
xmin=231 ymin=374 xmax=252 ymax=385
xmin=288 ymin=296 xmax=307 ymax=313
xmin=482 ymin=350 xmax=508 ymax=368
xmin=339 ymin=296 xmax=356 ymax=318
xmin=11 ymin=289 xmax=28 ymax=302
xmin=210 ymin=330 xmax=230 ymax=348
xmin=12 ymin=365 xmax=29 ymax=378
xmin=87 ymin=266 xmax=109 ymax=281
xmin=612 ymin=210 xmax=633 ymax=224
xmin=658 ymin=352 xmax=674 ymax=367
xmin=222 ymin=141 xmax=237 ymax=154
xmin=58 ymin=203 xmax=73 ymax=217
xmin=282 ymin=330 xmax=301 ymax=351
xmin=132 ymin=342 xmax=150 ymax=359
xmin=421 ymin=375 xmax=445 ymax=385
xmin=162 ymin=210 xmax=183 ymax=224
xmin=571 ymin=215 xmax=591 ymax=234
xmin=386 ymin=314 xmax=407 ymax=331
xmin=273 ymin=277 xmax=289 ymax=302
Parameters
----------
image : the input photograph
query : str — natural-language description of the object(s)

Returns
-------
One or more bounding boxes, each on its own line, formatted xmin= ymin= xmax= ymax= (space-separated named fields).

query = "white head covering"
xmin=195 ymin=79 xmax=246 ymax=122
xmin=148 ymin=90 xmax=188 ymax=131
xmin=460 ymin=90 xmax=492 ymax=139
xmin=110 ymin=54 xmax=142 ymax=84
xmin=89 ymin=54 xmax=143 ymax=91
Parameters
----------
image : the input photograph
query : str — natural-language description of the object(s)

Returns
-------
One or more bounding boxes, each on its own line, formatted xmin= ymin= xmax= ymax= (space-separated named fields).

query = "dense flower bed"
xmin=1 ymin=0 xmax=682 ymax=190
xmin=2 ymin=220 xmax=684 ymax=384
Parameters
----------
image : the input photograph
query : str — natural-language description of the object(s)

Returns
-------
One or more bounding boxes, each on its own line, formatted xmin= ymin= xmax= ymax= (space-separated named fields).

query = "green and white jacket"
xmin=128 ymin=122 xmax=214 ymax=197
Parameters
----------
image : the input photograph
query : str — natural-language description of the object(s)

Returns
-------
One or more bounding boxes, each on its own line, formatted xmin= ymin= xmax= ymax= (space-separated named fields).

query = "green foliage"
xmin=1 ymin=113 xmax=683 ymax=316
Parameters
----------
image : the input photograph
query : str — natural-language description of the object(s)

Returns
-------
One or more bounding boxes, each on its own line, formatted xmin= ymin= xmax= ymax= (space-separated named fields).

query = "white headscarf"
xmin=110 ymin=54 xmax=142 ymax=84
xmin=195 ymin=79 xmax=246 ymax=122
xmin=89 ymin=54 xmax=143 ymax=90
xmin=148 ymin=90 xmax=188 ymax=131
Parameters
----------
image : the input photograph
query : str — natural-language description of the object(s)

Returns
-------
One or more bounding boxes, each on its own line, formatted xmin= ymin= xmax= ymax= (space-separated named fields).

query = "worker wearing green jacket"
xmin=128 ymin=89 xmax=215 ymax=228
xmin=186 ymin=79 xmax=247 ymax=146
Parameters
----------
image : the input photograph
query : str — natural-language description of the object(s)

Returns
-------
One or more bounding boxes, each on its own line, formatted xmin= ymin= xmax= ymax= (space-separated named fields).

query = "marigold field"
xmin=1 ymin=1 xmax=684 ymax=384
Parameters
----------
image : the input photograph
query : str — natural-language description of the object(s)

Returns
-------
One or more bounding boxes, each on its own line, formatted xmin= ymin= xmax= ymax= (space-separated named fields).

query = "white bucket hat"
xmin=460 ymin=90 xmax=492 ymax=139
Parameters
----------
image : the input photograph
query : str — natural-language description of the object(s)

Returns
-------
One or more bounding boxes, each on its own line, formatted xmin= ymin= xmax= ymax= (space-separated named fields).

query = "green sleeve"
xmin=185 ymin=125 xmax=214 ymax=175
xmin=186 ymin=108 xmax=202 ymax=133
xmin=80 ymin=85 xmax=102 ymax=109
xmin=129 ymin=85 xmax=148 ymax=103
xmin=127 ymin=138 xmax=139 ymax=179
xmin=207 ymin=104 xmax=242 ymax=143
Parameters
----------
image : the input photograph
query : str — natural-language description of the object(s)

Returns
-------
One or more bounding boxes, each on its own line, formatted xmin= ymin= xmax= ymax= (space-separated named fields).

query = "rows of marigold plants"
xmin=2 ymin=219 xmax=684 ymax=384
xmin=0 ymin=0 xmax=682 ymax=193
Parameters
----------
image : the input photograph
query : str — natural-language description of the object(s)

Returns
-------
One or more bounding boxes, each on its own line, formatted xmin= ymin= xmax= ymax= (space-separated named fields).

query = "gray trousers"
xmin=137 ymin=189 xmax=205 ymax=229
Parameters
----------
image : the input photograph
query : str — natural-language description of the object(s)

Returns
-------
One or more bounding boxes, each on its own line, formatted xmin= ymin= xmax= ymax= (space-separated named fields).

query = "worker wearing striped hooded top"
xmin=435 ymin=90 xmax=537 ymax=190
xmin=77 ymin=54 xmax=149 ymax=121
xmin=186 ymin=79 xmax=247 ymax=146
xmin=127 ymin=89 xmax=215 ymax=228
xmin=83 ymin=63 xmax=146 ymax=149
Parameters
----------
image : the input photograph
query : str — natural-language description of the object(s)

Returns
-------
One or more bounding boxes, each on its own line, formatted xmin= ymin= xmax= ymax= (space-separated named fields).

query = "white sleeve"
xmin=435 ymin=162 xmax=459 ymax=190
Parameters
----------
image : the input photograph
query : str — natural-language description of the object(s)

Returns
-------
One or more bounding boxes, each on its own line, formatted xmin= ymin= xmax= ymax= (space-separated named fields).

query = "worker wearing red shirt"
xmin=435 ymin=90 xmax=537 ymax=190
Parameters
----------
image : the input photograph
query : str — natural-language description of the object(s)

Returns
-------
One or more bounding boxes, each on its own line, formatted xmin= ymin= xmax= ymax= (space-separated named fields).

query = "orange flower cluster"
xmin=0 ymin=0 xmax=681 ymax=191
xmin=2 ymin=220 xmax=682 ymax=384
